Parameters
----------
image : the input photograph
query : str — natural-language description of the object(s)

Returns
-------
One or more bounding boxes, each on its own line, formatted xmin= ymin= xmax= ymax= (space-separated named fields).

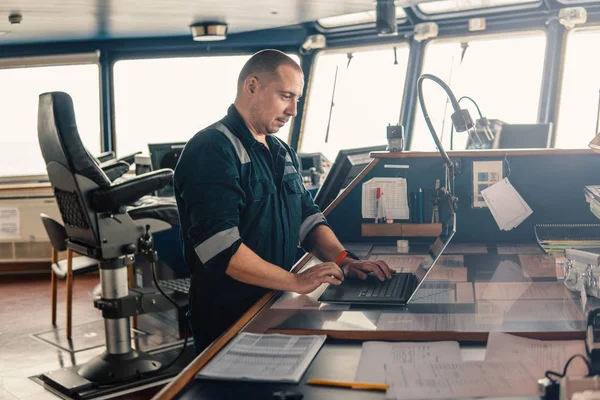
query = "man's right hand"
xmin=292 ymin=262 xmax=344 ymax=294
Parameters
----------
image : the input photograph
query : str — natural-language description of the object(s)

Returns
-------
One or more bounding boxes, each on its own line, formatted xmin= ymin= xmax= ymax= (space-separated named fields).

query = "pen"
xmin=375 ymin=187 xmax=381 ymax=223
xmin=307 ymin=379 xmax=389 ymax=391
xmin=418 ymin=188 xmax=424 ymax=223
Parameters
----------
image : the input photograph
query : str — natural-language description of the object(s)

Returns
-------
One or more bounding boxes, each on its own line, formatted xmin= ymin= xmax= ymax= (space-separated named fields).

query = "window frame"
xmin=111 ymin=51 xmax=302 ymax=155
xmin=298 ymin=41 xmax=411 ymax=157
xmin=0 ymin=52 xmax=102 ymax=178
xmin=409 ymin=28 xmax=548 ymax=150
xmin=554 ymin=25 xmax=600 ymax=149
xmin=412 ymin=0 xmax=544 ymax=19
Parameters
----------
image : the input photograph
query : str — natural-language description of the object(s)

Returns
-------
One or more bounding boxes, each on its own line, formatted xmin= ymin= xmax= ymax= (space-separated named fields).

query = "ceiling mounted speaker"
xmin=376 ymin=0 xmax=397 ymax=36
xmin=190 ymin=22 xmax=228 ymax=41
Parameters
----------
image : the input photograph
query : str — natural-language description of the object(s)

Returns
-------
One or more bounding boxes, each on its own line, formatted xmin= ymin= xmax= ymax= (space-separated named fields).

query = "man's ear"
xmin=245 ymin=76 xmax=258 ymax=95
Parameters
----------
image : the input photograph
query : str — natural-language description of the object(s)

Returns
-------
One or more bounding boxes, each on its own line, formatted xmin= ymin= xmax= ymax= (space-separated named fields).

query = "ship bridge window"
xmin=113 ymin=54 xmax=300 ymax=157
xmin=318 ymin=7 xmax=407 ymax=28
xmin=555 ymin=28 xmax=600 ymax=149
xmin=0 ymin=54 xmax=100 ymax=177
xmin=410 ymin=31 xmax=546 ymax=151
xmin=416 ymin=0 xmax=540 ymax=15
xmin=300 ymin=44 xmax=410 ymax=160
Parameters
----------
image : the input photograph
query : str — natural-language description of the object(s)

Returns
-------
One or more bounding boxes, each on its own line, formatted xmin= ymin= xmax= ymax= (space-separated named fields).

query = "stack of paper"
xmin=481 ymin=178 xmax=532 ymax=231
xmin=585 ymin=185 xmax=600 ymax=220
xmin=355 ymin=341 xmax=461 ymax=384
xmin=197 ymin=333 xmax=326 ymax=383
xmin=361 ymin=178 xmax=409 ymax=220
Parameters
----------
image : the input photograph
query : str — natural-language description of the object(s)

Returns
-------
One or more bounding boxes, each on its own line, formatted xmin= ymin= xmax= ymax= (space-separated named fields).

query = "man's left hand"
xmin=342 ymin=260 xmax=393 ymax=281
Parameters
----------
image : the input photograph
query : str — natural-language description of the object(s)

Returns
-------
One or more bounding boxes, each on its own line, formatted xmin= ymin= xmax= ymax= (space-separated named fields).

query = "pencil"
xmin=307 ymin=379 xmax=389 ymax=391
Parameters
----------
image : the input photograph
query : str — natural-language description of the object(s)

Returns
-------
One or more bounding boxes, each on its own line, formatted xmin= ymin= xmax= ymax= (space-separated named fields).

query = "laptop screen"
xmin=406 ymin=213 xmax=457 ymax=303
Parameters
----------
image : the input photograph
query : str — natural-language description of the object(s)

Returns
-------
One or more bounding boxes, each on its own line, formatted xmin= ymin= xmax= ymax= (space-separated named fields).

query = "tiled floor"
xmin=0 ymin=273 xmax=181 ymax=399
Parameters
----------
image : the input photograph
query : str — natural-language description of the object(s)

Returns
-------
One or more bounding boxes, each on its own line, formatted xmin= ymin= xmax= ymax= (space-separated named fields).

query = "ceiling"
xmin=0 ymin=0 xmax=389 ymax=45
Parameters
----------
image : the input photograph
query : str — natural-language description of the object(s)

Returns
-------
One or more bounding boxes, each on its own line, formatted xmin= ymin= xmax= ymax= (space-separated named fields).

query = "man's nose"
xmin=285 ymin=101 xmax=298 ymax=117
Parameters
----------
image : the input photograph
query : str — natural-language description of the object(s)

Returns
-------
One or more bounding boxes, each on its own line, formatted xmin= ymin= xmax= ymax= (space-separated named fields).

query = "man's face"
xmin=249 ymin=65 xmax=304 ymax=135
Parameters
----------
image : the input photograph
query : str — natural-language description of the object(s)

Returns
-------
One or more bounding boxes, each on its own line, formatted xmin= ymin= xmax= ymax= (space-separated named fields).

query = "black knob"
xmin=123 ymin=243 xmax=136 ymax=254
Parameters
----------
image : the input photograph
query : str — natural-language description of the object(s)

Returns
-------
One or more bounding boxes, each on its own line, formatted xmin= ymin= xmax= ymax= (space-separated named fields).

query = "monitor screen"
xmin=300 ymin=156 xmax=316 ymax=171
xmin=148 ymin=142 xmax=186 ymax=197
xmin=494 ymin=123 xmax=552 ymax=149
xmin=313 ymin=144 xmax=386 ymax=211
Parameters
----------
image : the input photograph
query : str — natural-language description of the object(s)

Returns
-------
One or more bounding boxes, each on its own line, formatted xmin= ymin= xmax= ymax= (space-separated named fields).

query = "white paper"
xmin=481 ymin=178 xmax=532 ymax=231
xmin=485 ymin=332 xmax=588 ymax=377
xmin=362 ymin=178 xmax=409 ymax=220
xmin=0 ymin=208 xmax=19 ymax=239
xmin=385 ymin=360 xmax=541 ymax=399
xmin=197 ymin=333 xmax=326 ymax=383
xmin=355 ymin=341 xmax=461 ymax=384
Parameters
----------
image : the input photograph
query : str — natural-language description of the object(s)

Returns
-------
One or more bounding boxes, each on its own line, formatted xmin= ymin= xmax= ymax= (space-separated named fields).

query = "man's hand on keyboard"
xmin=342 ymin=260 xmax=393 ymax=282
xmin=293 ymin=262 xmax=345 ymax=294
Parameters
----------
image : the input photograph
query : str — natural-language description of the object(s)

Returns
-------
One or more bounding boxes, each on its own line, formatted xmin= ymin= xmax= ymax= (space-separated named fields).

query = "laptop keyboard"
xmin=358 ymin=274 xmax=409 ymax=298
xmin=158 ymin=278 xmax=191 ymax=294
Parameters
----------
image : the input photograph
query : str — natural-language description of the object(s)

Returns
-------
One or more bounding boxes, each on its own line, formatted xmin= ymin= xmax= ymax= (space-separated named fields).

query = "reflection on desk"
xmin=242 ymin=243 xmax=595 ymax=341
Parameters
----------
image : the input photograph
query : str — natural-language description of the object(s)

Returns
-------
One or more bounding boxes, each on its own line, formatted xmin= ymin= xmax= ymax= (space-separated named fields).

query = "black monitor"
xmin=148 ymin=142 xmax=186 ymax=197
xmin=297 ymin=152 xmax=330 ymax=183
xmin=493 ymin=123 xmax=552 ymax=149
xmin=313 ymin=144 xmax=387 ymax=210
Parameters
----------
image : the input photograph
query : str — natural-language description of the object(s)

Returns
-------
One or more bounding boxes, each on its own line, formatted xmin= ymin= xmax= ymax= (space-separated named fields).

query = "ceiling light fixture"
xmin=190 ymin=22 xmax=228 ymax=41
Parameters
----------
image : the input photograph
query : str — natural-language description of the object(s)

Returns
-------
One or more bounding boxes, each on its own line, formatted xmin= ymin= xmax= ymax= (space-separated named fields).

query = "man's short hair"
xmin=237 ymin=49 xmax=302 ymax=90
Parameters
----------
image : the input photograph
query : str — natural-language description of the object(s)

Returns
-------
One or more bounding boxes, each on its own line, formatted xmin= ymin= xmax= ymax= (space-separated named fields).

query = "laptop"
xmin=318 ymin=214 xmax=456 ymax=306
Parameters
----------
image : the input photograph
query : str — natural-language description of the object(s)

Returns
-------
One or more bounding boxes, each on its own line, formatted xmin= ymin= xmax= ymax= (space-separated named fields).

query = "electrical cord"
xmin=149 ymin=258 xmax=190 ymax=373
xmin=450 ymin=96 xmax=484 ymax=150
xmin=545 ymin=354 xmax=592 ymax=384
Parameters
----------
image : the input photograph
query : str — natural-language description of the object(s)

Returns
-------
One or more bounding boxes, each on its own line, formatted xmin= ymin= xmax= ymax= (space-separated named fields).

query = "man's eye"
xmin=282 ymin=95 xmax=291 ymax=100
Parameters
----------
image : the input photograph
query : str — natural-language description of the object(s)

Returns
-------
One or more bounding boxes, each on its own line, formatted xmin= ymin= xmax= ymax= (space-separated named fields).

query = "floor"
xmin=0 ymin=272 xmax=182 ymax=400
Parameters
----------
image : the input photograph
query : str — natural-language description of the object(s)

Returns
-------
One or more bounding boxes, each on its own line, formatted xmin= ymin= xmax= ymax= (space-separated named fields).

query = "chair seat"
xmin=51 ymin=255 xmax=99 ymax=278
xmin=127 ymin=195 xmax=179 ymax=227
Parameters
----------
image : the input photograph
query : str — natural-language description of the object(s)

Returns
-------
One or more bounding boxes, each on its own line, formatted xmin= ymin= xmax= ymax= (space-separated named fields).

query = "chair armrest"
xmin=116 ymin=151 xmax=142 ymax=165
xmin=96 ymin=151 xmax=116 ymax=163
xmin=100 ymin=160 xmax=130 ymax=181
xmin=90 ymin=169 xmax=173 ymax=212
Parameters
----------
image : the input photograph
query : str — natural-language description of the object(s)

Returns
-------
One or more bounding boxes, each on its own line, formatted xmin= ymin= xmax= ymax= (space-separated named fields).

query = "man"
xmin=174 ymin=49 xmax=392 ymax=353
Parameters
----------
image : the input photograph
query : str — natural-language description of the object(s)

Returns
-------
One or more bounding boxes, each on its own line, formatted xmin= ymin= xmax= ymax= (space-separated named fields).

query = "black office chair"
xmin=37 ymin=91 xmax=179 ymax=383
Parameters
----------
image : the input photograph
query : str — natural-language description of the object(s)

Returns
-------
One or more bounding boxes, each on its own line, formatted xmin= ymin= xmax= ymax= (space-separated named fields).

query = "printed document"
xmin=485 ymin=332 xmax=587 ymax=377
xmin=197 ymin=333 xmax=326 ymax=383
xmin=362 ymin=178 xmax=409 ymax=220
xmin=355 ymin=341 xmax=461 ymax=384
xmin=385 ymin=360 xmax=541 ymax=399
xmin=481 ymin=178 xmax=532 ymax=231
xmin=0 ymin=208 xmax=19 ymax=239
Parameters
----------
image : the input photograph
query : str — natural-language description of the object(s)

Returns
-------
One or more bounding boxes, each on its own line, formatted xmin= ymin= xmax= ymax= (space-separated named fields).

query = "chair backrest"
xmin=37 ymin=92 xmax=108 ymax=250
xmin=40 ymin=213 xmax=67 ymax=252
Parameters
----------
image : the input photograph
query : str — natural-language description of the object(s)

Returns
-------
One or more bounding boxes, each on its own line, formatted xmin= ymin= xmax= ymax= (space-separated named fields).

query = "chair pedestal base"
xmin=77 ymin=349 xmax=162 ymax=384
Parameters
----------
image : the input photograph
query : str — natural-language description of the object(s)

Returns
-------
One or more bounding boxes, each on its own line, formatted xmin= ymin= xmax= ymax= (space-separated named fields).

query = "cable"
xmin=544 ymin=353 xmax=591 ymax=385
xmin=150 ymin=258 xmax=189 ymax=373
xmin=450 ymin=96 xmax=484 ymax=150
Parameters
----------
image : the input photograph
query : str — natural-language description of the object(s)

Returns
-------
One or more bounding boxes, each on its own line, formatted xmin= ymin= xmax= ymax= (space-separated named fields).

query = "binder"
xmin=534 ymin=223 xmax=600 ymax=253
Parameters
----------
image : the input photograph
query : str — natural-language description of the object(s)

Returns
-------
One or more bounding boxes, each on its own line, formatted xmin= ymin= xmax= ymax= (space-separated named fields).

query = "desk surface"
xmin=162 ymin=242 xmax=596 ymax=399
xmin=243 ymin=242 xmax=593 ymax=341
